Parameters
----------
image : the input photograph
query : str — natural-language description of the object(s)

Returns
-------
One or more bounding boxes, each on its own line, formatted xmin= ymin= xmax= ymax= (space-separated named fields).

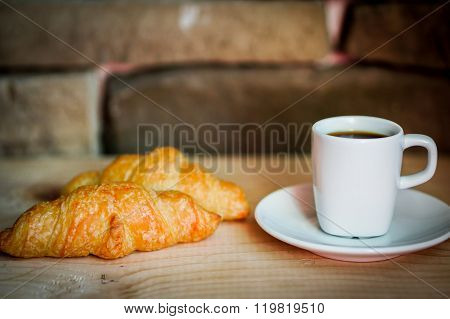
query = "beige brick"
xmin=344 ymin=3 xmax=450 ymax=69
xmin=105 ymin=66 xmax=449 ymax=153
xmin=0 ymin=71 xmax=100 ymax=156
xmin=0 ymin=1 xmax=328 ymax=67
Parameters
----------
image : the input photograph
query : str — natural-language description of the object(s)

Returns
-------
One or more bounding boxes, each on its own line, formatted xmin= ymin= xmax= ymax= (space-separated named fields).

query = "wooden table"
xmin=0 ymin=154 xmax=448 ymax=298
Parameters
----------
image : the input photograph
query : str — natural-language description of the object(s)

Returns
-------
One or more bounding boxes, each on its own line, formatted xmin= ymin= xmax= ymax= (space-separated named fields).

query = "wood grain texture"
xmin=0 ymin=154 xmax=448 ymax=298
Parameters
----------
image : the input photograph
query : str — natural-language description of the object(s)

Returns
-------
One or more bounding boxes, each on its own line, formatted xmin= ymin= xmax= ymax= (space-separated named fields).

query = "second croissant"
xmin=62 ymin=147 xmax=250 ymax=221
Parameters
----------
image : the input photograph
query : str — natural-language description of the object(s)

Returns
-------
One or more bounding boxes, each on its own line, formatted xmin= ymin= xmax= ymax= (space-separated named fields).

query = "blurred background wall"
xmin=0 ymin=0 xmax=448 ymax=156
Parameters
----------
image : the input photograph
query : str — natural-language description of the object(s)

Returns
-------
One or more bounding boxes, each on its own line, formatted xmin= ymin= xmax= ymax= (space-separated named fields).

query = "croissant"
xmin=0 ymin=183 xmax=221 ymax=259
xmin=62 ymin=147 xmax=250 ymax=221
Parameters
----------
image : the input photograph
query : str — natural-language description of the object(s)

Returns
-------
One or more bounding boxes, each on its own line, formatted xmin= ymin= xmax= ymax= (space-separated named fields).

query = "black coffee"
xmin=328 ymin=131 xmax=388 ymax=139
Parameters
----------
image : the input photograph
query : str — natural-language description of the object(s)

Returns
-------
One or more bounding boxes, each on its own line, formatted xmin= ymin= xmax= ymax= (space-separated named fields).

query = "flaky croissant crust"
xmin=63 ymin=147 xmax=250 ymax=220
xmin=0 ymin=183 xmax=221 ymax=259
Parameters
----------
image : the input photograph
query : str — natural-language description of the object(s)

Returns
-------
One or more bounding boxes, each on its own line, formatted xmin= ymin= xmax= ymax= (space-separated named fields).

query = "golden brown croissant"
xmin=62 ymin=147 xmax=250 ymax=221
xmin=61 ymin=170 xmax=100 ymax=195
xmin=0 ymin=183 xmax=221 ymax=259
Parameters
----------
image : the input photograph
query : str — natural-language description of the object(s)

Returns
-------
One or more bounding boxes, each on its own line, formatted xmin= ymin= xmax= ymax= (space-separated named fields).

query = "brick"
xmin=343 ymin=3 xmax=450 ymax=69
xmin=0 ymin=1 xmax=328 ymax=67
xmin=105 ymin=66 xmax=450 ymax=153
xmin=0 ymin=71 xmax=100 ymax=156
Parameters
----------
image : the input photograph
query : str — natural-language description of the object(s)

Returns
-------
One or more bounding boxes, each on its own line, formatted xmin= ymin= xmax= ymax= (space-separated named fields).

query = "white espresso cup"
xmin=312 ymin=116 xmax=438 ymax=237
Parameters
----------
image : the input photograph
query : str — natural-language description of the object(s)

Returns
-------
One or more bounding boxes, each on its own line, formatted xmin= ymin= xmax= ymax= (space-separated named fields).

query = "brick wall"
xmin=0 ymin=0 xmax=449 ymax=156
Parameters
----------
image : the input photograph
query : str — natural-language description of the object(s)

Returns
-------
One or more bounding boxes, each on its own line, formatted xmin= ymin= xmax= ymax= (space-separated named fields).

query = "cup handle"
xmin=399 ymin=134 xmax=438 ymax=189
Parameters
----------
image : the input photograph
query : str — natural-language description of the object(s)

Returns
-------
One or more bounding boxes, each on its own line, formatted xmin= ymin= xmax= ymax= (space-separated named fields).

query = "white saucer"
xmin=255 ymin=184 xmax=449 ymax=262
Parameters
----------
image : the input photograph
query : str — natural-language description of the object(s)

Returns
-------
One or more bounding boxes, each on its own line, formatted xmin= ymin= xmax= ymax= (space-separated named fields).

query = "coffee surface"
xmin=328 ymin=131 xmax=388 ymax=139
